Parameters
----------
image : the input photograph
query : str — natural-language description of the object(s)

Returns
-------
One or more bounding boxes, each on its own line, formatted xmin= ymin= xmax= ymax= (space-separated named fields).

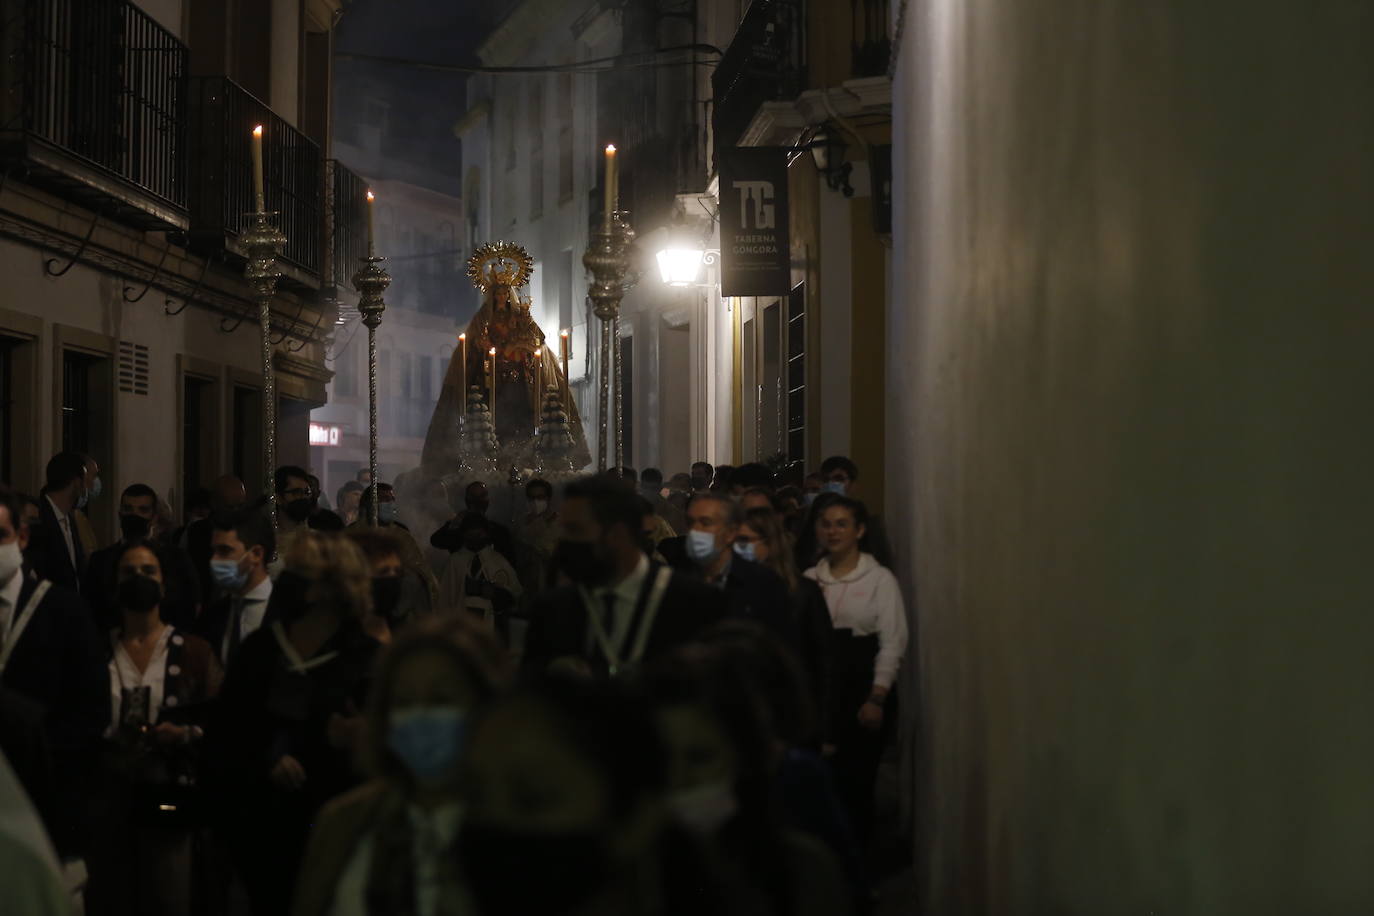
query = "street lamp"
xmin=655 ymin=246 xmax=720 ymax=288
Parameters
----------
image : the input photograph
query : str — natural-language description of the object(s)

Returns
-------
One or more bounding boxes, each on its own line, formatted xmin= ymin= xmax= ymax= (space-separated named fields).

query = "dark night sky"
xmin=333 ymin=0 xmax=504 ymax=195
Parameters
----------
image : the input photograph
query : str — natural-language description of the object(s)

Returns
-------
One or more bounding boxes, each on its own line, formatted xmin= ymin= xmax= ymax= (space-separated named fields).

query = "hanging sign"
xmin=718 ymin=146 xmax=791 ymax=297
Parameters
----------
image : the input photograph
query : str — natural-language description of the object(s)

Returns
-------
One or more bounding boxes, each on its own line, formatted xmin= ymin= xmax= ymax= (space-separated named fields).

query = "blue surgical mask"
xmin=732 ymin=541 xmax=756 ymax=563
xmin=686 ymin=529 xmax=720 ymax=565
xmin=388 ymin=705 xmax=467 ymax=786
xmin=89 ymin=476 xmax=103 ymax=502
xmin=822 ymin=481 xmax=847 ymax=496
xmin=378 ymin=502 xmax=400 ymax=525
xmin=211 ymin=558 xmax=248 ymax=592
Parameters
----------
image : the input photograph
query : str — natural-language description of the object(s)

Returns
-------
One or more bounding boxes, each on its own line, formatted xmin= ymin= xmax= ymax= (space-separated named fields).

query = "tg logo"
xmin=732 ymin=180 xmax=776 ymax=230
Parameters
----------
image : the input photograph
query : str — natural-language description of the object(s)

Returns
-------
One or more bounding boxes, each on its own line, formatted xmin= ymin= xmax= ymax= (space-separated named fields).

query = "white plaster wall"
xmin=271 ymin=0 xmax=301 ymax=125
xmin=889 ymin=0 xmax=1374 ymax=911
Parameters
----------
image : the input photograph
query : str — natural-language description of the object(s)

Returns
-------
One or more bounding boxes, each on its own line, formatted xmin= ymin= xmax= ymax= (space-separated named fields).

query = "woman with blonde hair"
xmin=736 ymin=507 xmax=834 ymax=749
xmin=212 ymin=531 xmax=383 ymax=916
xmin=292 ymin=615 xmax=509 ymax=916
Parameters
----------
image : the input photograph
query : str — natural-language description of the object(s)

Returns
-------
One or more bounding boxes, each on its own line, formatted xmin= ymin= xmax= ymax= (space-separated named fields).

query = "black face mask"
xmin=284 ymin=498 xmax=315 ymax=523
xmin=370 ymin=576 xmax=403 ymax=623
xmin=467 ymin=500 xmax=490 ymax=516
xmin=458 ymin=823 xmax=610 ymax=916
xmin=118 ymin=575 xmax=162 ymax=613
xmin=554 ymin=539 xmax=617 ymax=587
xmin=119 ymin=513 xmax=151 ymax=542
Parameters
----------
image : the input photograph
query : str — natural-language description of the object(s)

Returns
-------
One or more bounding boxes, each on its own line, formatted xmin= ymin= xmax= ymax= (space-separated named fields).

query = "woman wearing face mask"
xmin=736 ymin=508 xmax=834 ymax=750
xmin=437 ymin=513 xmax=522 ymax=645
xmin=352 ymin=484 xmax=440 ymax=610
xmin=642 ymin=647 xmax=851 ymax=916
xmin=803 ymin=498 xmax=907 ymax=847
xmin=291 ymin=616 xmax=508 ymax=916
xmin=87 ymin=539 xmax=222 ymax=916
xmin=457 ymin=678 xmax=741 ymax=916
xmin=211 ymin=532 xmax=382 ymax=916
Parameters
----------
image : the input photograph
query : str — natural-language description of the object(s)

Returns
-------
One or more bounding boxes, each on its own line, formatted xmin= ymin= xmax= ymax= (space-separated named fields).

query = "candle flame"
xmin=605 ymin=144 xmax=616 ymax=154
xmin=252 ymin=125 xmax=262 ymax=137
xmin=458 ymin=333 xmax=465 ymax=341
xmin=561 ymin=329 xmax=569 ymax=337
xmin=489 ymin=347 xmax=497 ymax=356
xmin=366 ymin=190 xmax=375 ymax=201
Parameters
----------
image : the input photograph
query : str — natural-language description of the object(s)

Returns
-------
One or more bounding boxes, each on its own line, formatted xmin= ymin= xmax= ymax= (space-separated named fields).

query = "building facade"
xmin=0 ymin=0 xmax=356 ymax=540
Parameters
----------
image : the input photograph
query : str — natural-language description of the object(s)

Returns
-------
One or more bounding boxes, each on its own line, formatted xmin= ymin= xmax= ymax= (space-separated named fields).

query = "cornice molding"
xmin=478 ymin=0 xmax=569 ymax=66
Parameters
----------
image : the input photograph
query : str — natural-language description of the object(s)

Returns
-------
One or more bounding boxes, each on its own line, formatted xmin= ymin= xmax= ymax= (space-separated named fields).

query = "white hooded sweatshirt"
xmin=805 ymin=553 xmax=909 ymax=689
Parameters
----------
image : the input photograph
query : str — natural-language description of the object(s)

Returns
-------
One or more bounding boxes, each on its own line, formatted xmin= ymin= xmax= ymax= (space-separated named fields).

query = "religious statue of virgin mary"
xmin=421 ymin=241 xmax=590 ymax=474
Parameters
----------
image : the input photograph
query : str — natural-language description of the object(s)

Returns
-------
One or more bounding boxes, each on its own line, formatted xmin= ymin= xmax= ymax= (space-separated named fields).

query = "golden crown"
xmin=467 ymin=241 xmax=534 ymax=292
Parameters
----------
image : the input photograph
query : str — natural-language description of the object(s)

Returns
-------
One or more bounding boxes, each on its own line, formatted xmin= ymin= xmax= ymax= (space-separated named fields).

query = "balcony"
xmin=324 ymin=159 xmax=368 ymax=297
xmin=712 ymin=0 xmax=806 ymax=153
xmin=184 ymin=76 xmax=321 ymax=287
xmin=0 ymin=0 xmax=189 ymax=229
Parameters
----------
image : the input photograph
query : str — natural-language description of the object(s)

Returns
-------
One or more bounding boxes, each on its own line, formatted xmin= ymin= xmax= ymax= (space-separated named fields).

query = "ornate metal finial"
xmin=467 ymin=241 xmax=535 ymax=292
xmin=352 ymin=255 xmax=391 ymax=330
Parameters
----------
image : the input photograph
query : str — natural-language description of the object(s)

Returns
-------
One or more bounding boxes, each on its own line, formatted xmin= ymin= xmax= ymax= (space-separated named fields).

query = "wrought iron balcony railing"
xmin=0 ymin=0 xmax=189 ymax=228
xmin=712 ymin=0 xmax=806 ymax=152
xmin=185 ymin=76 xmax=321 ymax=285
xmin=325 ymin=159 xmax=368 ymax=295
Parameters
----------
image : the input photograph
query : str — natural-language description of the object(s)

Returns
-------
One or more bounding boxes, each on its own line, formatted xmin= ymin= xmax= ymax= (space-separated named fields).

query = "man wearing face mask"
xmin=437 ymin=513 xmax=521 ymax=644
xmin=0 ymin=486 xmax=108 ymax=858
xmin=270 ymin=465 xmax=316 ymax=577
xmin=516 ymin=478 xmax=559 ymax=595
xmin=664 ymin=492 xmax=796 ymax=652
xmin=522 ymin=475 xmax=723 ymax=679
xmin=815 ymin=456 xmax=893 ymax=569
xmin=430 ymin=481 xmax=516 ymax=568
xmin=29 ymin=451 xmax=90 ymax=592
xmin=196 ymin=510 xmax=276 ymax=667
xmin=82 ymin=484 xmax=203 ymax=630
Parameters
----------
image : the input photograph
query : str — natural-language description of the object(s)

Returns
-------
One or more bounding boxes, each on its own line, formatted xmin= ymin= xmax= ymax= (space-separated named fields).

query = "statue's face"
xmin=493 ymin=286 xmax=511 ymax=308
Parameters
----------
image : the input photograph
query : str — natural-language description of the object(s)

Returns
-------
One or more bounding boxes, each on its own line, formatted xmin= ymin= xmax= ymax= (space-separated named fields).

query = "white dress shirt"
xmin=44 ymin=496 xmax=77 ymax=573
xmin=223 ymin=577 xmax=273 ymax=661
xmin=107 ymin=626 xmax=175 ymax=733
xmin=0 ymin=570 xmax=25 ymax=650
xmin=585 ymin=553 xmax=651 ymax=657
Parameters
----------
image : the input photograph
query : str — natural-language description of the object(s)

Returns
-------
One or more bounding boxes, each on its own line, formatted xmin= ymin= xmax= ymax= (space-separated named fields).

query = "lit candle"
xmin=603 ymin=144 xmax=617 ymax=232
xmin=251 ymin=125 xmax=265 ymax=212
xmin=489 ymin=347 xmax=498 ymax=431
xmin=458 ymin=333 xmax=466 ymax=414
xmin=366 ymin=190 xmax=376 ymax=257
xmin=532 ymin=348 xmax=542 ymax=415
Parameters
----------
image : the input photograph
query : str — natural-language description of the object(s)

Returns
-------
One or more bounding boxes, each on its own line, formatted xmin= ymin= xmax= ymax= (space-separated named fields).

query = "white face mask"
xmin=530 ymin=499 xmax=549 ymax=516
xmin=0 ymin=541 xmax=23 ymax=584
xmin=667 ymin=781 xmax=738 ymax=836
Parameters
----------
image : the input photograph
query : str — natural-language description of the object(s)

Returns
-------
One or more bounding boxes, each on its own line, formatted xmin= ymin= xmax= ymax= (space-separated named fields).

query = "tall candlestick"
xmin=458 ymin=333 xmax=467 ymax=414
xmin=603 ymin=144 xmax=617 ymax=232
xmin=366 ymin=190 xmax=376 ymax=257
xmin=489 ymin=347 xmax=498 ymax=432
xmin=251 ymin=125 xmax=265 ymax=212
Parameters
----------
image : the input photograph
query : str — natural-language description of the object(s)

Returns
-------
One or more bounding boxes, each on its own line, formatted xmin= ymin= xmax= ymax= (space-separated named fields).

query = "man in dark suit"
xmin=181 ymin=474 xmax=247 ymax=605
xmin=0 ymin=486 xmax=108 ymax=856
xmin=27 ymin=451 xmax=89 ymax=593
xmin=195 ymin=508 xmax=275 ymax=668
xmin=678 ymin=490 xmax=798 ymax=650
xmin=522 ymin=475 xmax=724 ymax=679
xmin=83 ymin=483 xmax=203 ymax=630
xmin=431 ymin=481 xmax=516 ymax=567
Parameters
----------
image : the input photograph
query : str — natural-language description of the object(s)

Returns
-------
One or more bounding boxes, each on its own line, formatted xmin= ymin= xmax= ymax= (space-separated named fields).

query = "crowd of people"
xmin=0 ymin=450 xmax=909 ymax=916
